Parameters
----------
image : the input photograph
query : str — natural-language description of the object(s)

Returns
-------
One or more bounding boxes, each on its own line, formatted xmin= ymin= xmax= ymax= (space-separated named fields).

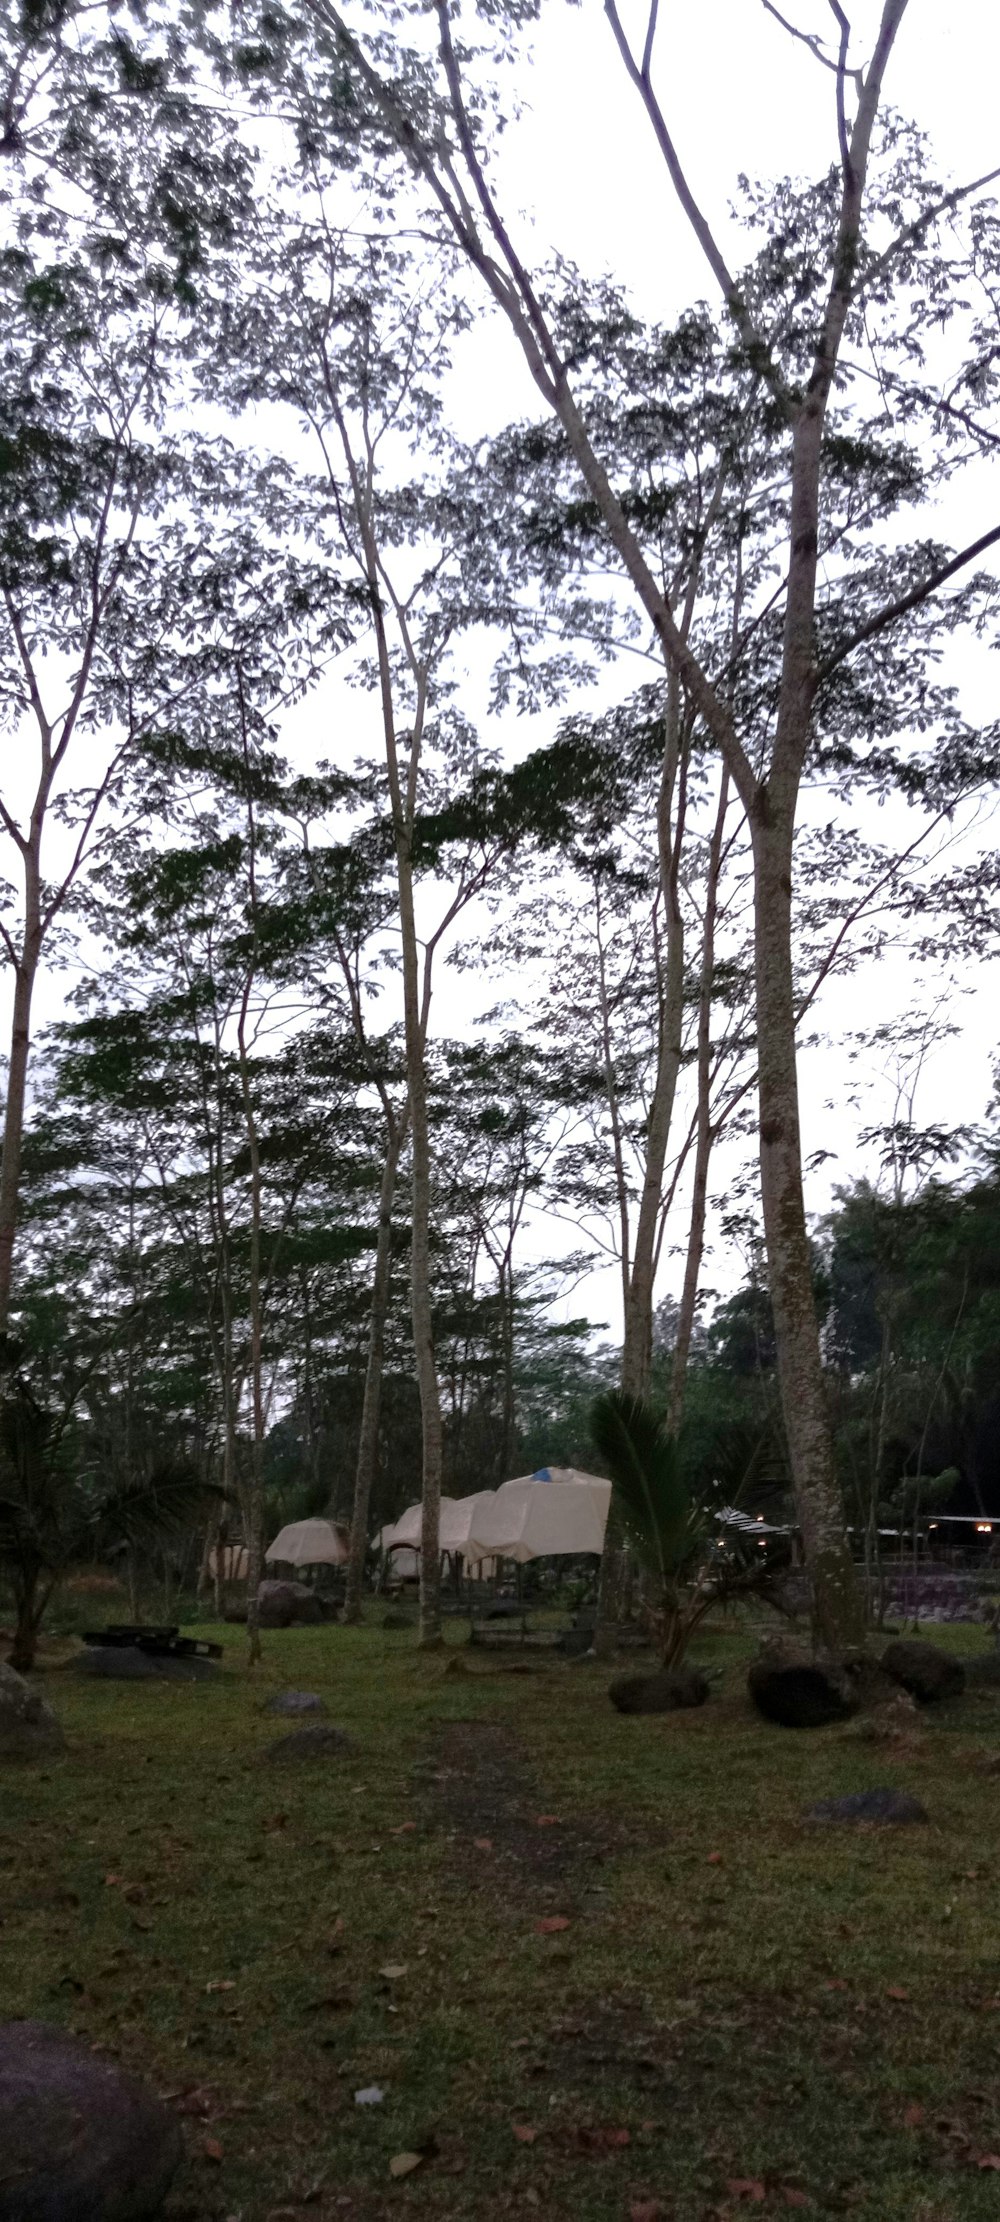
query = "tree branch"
xmin=817 ymin=520 xmax=1000 ymax=677
xmin=603 ymin=0 xmax=795 ymax=422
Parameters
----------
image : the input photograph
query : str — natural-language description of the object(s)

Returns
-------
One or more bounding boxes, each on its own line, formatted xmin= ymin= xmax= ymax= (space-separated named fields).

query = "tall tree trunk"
xmin=669 ymin=766 xmax=731 ymax=1432
xmin=402 ymin=927 xmax=443 ymax=1648
xmin=0 ymin=940 xmax=39 ymax=1345
xmin=753 ymin=808 xmax=865 ymax=1650
xmin=344 ymin=1118 xmax=405 ymax=1623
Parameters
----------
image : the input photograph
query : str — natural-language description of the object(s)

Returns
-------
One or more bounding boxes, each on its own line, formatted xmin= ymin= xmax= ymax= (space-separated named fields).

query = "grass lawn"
xmin=3 ymin=1615 xmax=1000 ymax=2222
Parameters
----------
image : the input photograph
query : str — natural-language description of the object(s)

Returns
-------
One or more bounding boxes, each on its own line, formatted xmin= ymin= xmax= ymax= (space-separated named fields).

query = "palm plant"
xmin=590 ymin=1388 xmax=787 ymax=1666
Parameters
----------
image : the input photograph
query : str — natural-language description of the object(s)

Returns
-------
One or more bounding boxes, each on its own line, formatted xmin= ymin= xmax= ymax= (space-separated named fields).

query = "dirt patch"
xmin=420 ymin=1719 xmax=640 ymax=1891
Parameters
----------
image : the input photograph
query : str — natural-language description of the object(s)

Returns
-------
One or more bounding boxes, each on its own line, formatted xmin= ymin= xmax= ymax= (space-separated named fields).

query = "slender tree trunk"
xmin=669 ymin=767 xmax=731 ymax=1432
xmin=344 ymin=1118 xmax=405 ymax=1622
xmin=752 ymin=808 xmax=865 ymax=1649
xmin=0 ymin=942 xmax=39 ymax=1344
xmin=401 ymin=915 xmax=443 ymax=1647
xmin=9 ymin=1569 xmax=40 ymax=1673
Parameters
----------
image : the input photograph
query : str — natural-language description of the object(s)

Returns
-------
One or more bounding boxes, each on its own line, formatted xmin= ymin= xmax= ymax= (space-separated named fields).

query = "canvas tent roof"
xmin=265 ymin=1518 xmax=349 ymax=1568
xmin=464 ymin=1474 xmax=611 ymax=1564
xmin=381 ymin=1494 xmax=496 ymax=1554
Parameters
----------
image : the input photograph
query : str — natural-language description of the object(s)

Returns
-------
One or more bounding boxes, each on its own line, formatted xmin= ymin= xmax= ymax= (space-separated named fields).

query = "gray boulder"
xmin=264 ymin=1690 xmax=327 ymax=1716
xmin=256 ymin=1580 xmax=324 ymax=1629
xmin=0 ymin=2018 xmax=183 ymax=2221
xmin=807 ymin=1787 xmax=928 ymax=1826
xmin=881 ymin=1639 xmax=965 ymax=1704
xmin=0 ymin=1661 xmax=65 ymax=1760
xmin=748 ymin=1642 xmax=857 ymax=1728
xmin=609 ymin=1666 xmax=709 ymax=1713
xmin=264 ymin=1723 xmax=354 ymax=1763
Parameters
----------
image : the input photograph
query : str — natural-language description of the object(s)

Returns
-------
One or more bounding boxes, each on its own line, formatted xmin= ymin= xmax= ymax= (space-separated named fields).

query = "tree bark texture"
xmin=344 ymin=1119 xmax=404 ymax=1622
xmin=752 ymin=808 xmax=865 ymax=1648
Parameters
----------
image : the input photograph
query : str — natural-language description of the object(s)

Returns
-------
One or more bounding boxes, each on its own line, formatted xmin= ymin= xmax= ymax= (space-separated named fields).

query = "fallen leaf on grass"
xmin=781 ymin=2192 xmax=810 ymax=2209
xmin=379 ymin=1964 xmax=408 ymax=1980
xmin=885 ymin=1985 xmax=910 ymax=2001
xmin=824 ymin=1979 xmax=848 ymax=1993
xmin=977 ymin=2155 xmax=1000 ymax=2171
xmin=630 ymin=2203 xmax=665 ymax=2222
xmin=903 ymin=2103 xmax=925 ymax=2129
xmin=205 ymin=1980 xmax=236 ymax=1994
xmin=706 ymin=1852 xmax=723 ymax=1866
xmin=726 ymin=2181 xmax=766 ymax=2203
xmin=534 ymin=1916 xmax=571 ymax=1935
xmin=202 ymin=2139 xmax=224 ymax=2164
xmin=512 ymin=2126 xmax=537 ymax=2145
xmin=473 ymin=1837 xmax=493 ymax=1851
xmin=390 ymin=1823 xmax=417 ymax=1836
xmin=535 ymin=1815 xmax=560 ymax=1827
xmin=389 ymin=2153 xmax=423 ymax=2179
xmin=574 ymin=2126 xmax=630 ymax=2153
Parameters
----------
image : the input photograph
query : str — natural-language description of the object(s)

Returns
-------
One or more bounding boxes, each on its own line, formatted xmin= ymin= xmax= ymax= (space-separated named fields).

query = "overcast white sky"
xmin=4 ymin=0 xmax=999 ymax=1344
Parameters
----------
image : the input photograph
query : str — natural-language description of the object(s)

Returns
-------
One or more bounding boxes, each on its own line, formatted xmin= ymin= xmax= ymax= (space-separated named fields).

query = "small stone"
xmin=807 ymin=1787 xmax=929 ymax=1826
xmin=0 ymin=1661 xmax=65 ymax=1760
xmin=263 ymin=1691 xmax=327 ymax=1716
xmin=881 ymin=1639 xmax=965 ymax=1704
xmin=0 ymin=2018 xmax=182 ymax=2219
xmin=264 ymin=1724 xmax=354 ymax=1763
xmin=609 ymin=1667 xmax=709 ymax=1714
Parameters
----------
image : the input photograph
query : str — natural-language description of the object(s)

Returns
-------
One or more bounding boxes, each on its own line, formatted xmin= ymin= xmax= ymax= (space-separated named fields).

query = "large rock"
xmin=881 ymin=1639 xmax=965 ymax=1704
xmin=807 ymin=1787 xmax=928 ymax=1827
xmin=748 ymin=1642 xmax=858 ymax=1729
xmin=256 ymin=1580 xmax=324 ymax=1629
xmin=0 ymin=1661 xmax=65 ymax=1760
xmin=609 ymin=1666 xmax=709 ymax=1714
xmin=0 ymin=2018 xmax=183 ymax=2221
xmin=264 ymin=1723 xmax=354 ymax=1763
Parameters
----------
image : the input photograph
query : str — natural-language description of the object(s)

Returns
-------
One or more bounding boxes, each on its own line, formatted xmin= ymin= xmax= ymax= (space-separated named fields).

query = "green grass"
xmin=3 ymin=1616 xmax=1000 ymax=2221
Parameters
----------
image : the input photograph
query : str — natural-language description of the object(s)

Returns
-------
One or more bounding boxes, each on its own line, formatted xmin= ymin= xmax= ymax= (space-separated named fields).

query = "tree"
xmin=0 ymin=3 xmax=252 ymax=1343
xmin=288 ymin=0 xmax=1000 ymax=1649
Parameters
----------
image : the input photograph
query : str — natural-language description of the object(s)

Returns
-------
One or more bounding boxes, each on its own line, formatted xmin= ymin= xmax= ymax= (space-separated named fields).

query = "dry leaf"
xmin=379 ymin=1963 xmax=408 ymax=1980
xmin=513 ymin=2126 xmax=537 ymax=2144
xmin=824 ymin=1979 xmax=848 ymax=1992
xmin=903 ymin=2103 xmax=925 ymax=2128
xmin=389 ymin=2152 xmax=423 ymax=2179
xmin=390 ymin=1822 xmax=417 ymax=1836
xmin=726 ymin=2181 xmax=766 ymax=2203
xmin=630 ymin=2204 xmax=665 ymax=2222
xmin=205 ymin=1980 xmax=236 ymax=1994
xmin=706 ymin=1852 xmax=723 ymax=1866
xmin=534 ymin=1916 xmax=571 ymax=1935
xmin=535 ymin=1815 xmax=560 ymax=1827
xmin=886 ymin=1985 xmax=910 ymax=2001
xmin=202 ymin=2138 xmax=224 ymax=2164
xmin=473 ymin=1837 xmax=493 ymax=1851
xmin=977 ymin=2155 xmax=1000 ymax=2170
xmin=781 ymin=2192 xmax=810 ymax=2209
xmin=575 ymin=2126 xmax=630 ymax=2152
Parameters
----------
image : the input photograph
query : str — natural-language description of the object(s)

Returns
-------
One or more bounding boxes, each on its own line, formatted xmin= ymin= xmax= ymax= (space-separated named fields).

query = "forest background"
xmin=1 ymin=0 xmax=999 ymax=1661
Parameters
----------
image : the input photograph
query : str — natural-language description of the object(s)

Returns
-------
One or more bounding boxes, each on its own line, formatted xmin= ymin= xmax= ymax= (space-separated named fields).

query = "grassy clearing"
xmin=3 ymin=1616 xmax=1000 ymax=2222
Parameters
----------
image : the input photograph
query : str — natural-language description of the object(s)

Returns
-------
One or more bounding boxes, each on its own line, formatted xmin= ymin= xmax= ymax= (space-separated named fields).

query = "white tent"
xmin=208 ymin=1542 xmax=249 ymax=1581
xmin=265 ymin=1518 xmax=349 ymax=1569
xmin=465 ymin=1472 xmax=611 ymax=1564
xmin=381 ymin=1493 xmax=496 ymax=1555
